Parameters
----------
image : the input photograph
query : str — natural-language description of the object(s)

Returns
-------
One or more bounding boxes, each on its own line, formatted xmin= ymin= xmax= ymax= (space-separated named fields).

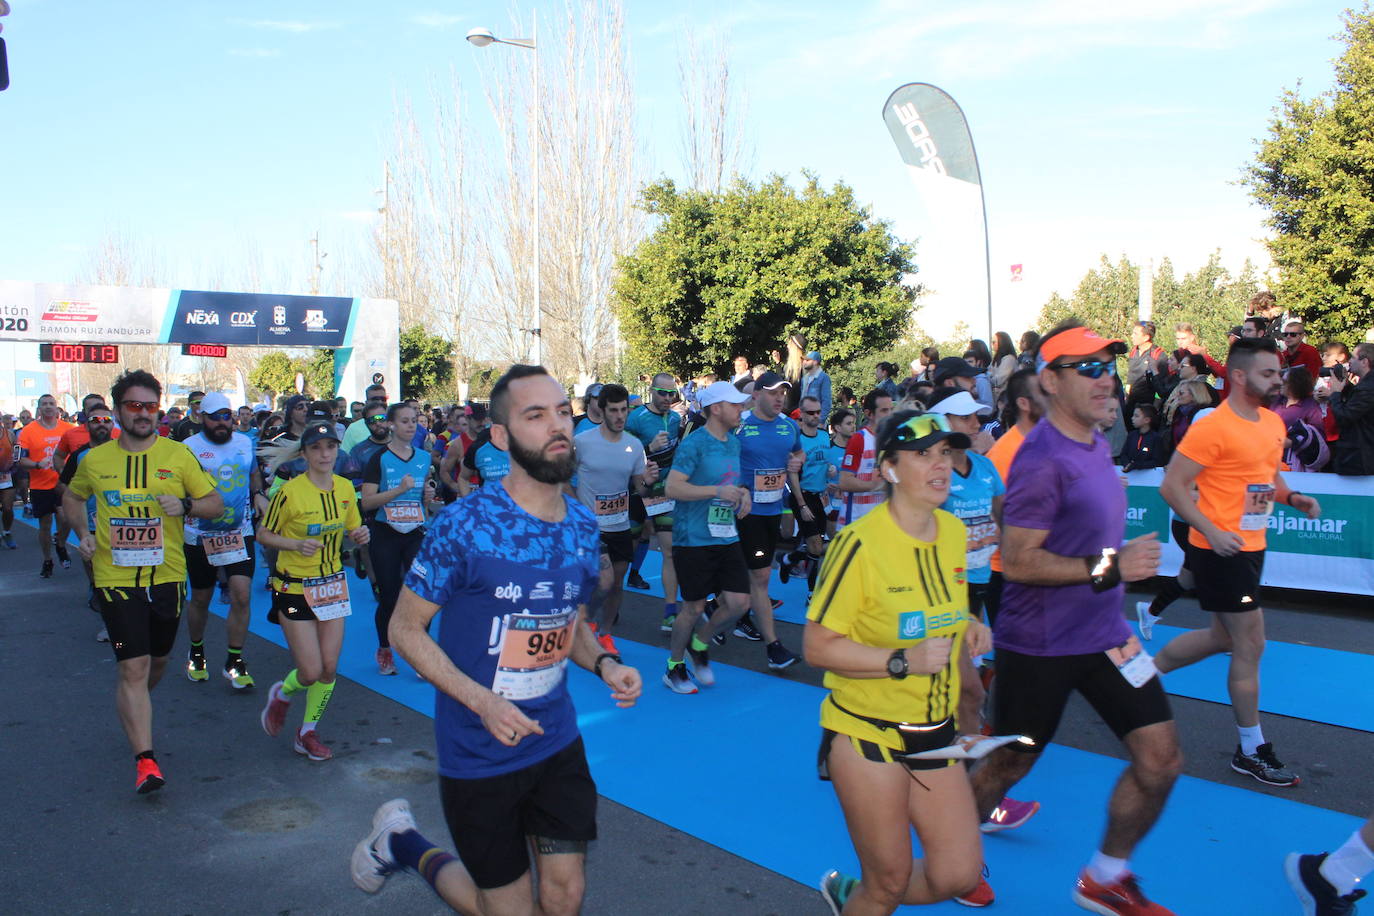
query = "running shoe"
xmin=135 ymin=757 xmax=165 ymax=795
xmin=660 ymin=613 xmax=675 ymax=634
xmin=186 ymin=648 xmax=209 ymax=682
xmin=1135 ymin=601 xmax=1159 ymax=641
xmin=818 ymin=869 xmax=858 ymax=916
xmin=95 ymin=627 xmax=109 ymax=643
xmin=766 ymin=640 xmax=798 ymax=670
xmin=710 ymin=630 xmax=727 ymax=647
xmin=39 ymin=559 xmax=53 ymax=578
xmin=596 ymin=631 xmax=619 ymax=654
xmin=662 ymin=662 xmax=698 ymax=695
xmin=22 ymin=504 xmax=33 ymax=519
xmin=1285 ymin=852 xmax=1366 ymax=916
xmin=770 ymin=596 xmax=784 ymax=610
xmin=1072 ymin=870 xmax=1174 ymax=915
xmin=2 ymin=531 xmax=15 ymax=549
xmin=261 ymin=681 xmax=290 ymax=737
xmin=955 ymin=871 xmax=995 ymax=907
xmin=376 ymin=647 xmax=397 ymax=676
xmin=223 ymin=658 xmax=255 ymax=689
xmin=688 ymin=645 xmax=714 ymax=686
xmin=294 ymin=727 xmax=333 ymax=761
xmin=54 ymin=540 xmax=71 ymax=569
xmin=1232 ymin=743 xmax=1300 ymax=787
xmin=981 ymin=797 xmax=1040 ymax=833
xmin=626 ymin=570 xmax=651 ymax=591
xmin=351 ymin=798 xmax=416 ymax=894
xmin=734 ymin=615 xmax=763 ymax=641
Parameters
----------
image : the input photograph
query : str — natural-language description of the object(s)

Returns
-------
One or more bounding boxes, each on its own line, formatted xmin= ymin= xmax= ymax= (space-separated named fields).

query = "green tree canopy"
xmin=399 ymin=325 xmax=454 ymax=400
xmin=613 ymin=174 xmax=918 ymax=379
xmin=247 ymin=351 xmax=297 ymax=398
xmin=303 ymin=348 xmax=336 ymax=400
xmin=1243 ymin=6 xmax=1374 ymax=342
xmin=1037 ymin=253 xmax=1261 ymax=357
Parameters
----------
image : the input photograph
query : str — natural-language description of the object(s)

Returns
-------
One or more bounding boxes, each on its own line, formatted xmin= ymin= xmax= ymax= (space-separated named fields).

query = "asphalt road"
xmin=1 ymin=530 xmax=1370 ymax=914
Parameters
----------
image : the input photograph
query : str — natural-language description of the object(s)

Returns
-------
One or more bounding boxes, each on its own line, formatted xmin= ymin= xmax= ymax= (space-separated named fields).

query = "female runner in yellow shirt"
xmin=256 ymin=420 xmax=370 ymax=761
xmin=805 ymin=411 xmax=993 ymax=914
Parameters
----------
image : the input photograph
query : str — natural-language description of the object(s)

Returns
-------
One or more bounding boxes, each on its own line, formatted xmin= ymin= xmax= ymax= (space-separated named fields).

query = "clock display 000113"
xmin=37 ymin=343 xmax=120 ymax=364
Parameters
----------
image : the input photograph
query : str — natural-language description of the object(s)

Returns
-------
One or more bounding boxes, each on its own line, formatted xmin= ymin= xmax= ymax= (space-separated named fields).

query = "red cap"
xmin=1038 ymin=327 xmax=1127 ymax=367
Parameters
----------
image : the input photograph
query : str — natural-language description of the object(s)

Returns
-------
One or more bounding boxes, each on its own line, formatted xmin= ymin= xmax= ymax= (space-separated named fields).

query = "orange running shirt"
xmin=1176 ymin=399 xmax=1286 ymax=552
xmin=985 ymin=425 xmax=1025 ymax=574
xmin=18 ymin=420 xmax=74 ymax=490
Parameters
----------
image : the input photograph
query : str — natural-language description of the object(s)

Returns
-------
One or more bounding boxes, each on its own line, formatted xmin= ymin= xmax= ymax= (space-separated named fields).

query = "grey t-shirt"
xmin=573 ymin=427 xmax=646 ymax=533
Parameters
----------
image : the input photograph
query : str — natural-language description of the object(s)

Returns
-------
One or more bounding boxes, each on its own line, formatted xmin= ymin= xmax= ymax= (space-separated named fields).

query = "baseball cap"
xmin=584 ymin=383 xmax=604 ymax=399
xmin=933 ymin=356 xmax=980 ymax=385
xmin=805 ymin=350 xmax=822 ymax=362
xmin=300 ymin=420 xmax=341 ymax=448
xmin=928 ymin=390 xmax=991 ymax=418
xmin=200 ymin=393 xmax=232 ymax=416
xmin=697 ymin=381 xmax=752 ymax=409
xmin=1037 ymin=326 xmax=1127 ymax=369
xmin=877 ymin=410 xmax=972 ymax=456
xmin=754 ymin=370 xmax=790 ymax=391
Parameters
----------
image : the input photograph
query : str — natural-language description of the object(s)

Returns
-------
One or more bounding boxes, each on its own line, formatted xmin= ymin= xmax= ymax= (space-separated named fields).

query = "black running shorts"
xmin=97 ymin=581 xmax=185 ymax=661
xmin=1171 ymin=518 xmax=1192 ymax=572
xmin=439 ymin=736 xmax=598 ymax=890
xmin=597 ymin=528 xmax=635 ymax=566
xmin=1187 ymin=545 xmax=1265 ymax=613
xmin=736 ymin=513 xmax=781 ymax=571
xmin=29 ymin=487 xmax=61 ymax=518
xmin=817 ymin=716 xmax=958 ymax=778
xmin=184 ymin=535 xmax=257 ymax=590
xmin=674 ymin=543 xmax=751 ymax=602
xmin=789 ymin=490 xmax=827 ymax=540
xmin=992 ymin=647 xmax=1173 ymax=751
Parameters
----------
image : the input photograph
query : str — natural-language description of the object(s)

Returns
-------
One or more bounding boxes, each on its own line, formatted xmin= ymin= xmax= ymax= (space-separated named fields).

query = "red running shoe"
xmin=294 ymin=728 xmax=333 ymax=761
xmin=261 ymin=681 xmax=290 ymax=737
xmin=954 ymin=874 xmax=995 ymax=907
xmin=596 ymin=631 xmax=619 ymax=654
xmin=981 ymin=796 xmax=1040 ymax=833
xmin=135 ymin=757 xmax=165 ymax=795
xmin=1072 ymin=870 xmax=1175 ymax=915
xmin=376 ymin=647 xmax=397 ymax=676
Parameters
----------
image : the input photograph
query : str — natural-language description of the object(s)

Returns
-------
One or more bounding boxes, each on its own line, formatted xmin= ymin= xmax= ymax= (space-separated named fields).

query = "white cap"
xmin=697 ymin=381 xmax=751 ymax=409
xmin=200 ymin=392 xmax=232 ymax=414
xmin=931 ymin=390 xmax=992 ymax=417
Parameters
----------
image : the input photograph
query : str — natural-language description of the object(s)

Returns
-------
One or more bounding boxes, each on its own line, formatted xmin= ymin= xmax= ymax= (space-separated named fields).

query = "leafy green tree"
xmin=247 ymin=351 xmax=297 ymax=398
xmin=614 ymin=174 xmax=918 ymax=379
xmin=399 ymin=325 xmax=454 ymax=400
xmin=1243 ymin=6 xmax=1374 ymax=342
xmin=303 ymin=348 xmax=336 ymax=399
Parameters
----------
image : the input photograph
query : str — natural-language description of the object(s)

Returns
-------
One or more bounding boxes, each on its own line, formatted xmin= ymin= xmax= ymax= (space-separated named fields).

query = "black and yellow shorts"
xmin=97 ymin=581 xmax=185 ymax=662
xmin=817 ymin=716 xmax=958 ymax=778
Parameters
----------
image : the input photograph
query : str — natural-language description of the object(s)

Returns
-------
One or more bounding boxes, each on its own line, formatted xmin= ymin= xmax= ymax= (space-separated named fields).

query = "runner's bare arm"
xmin=390 ymin=587 xmax=545 ymax=743
xmin=1273 ymin=474 xmax=1321 ymax=519
xmin=838 ymin=469 xmax=882 ymax=493
xmin=571 ymin=605 xmax=642 ymax=707
xmin=804 ymin=620 xmax=953 ymax=678
xmin=60 ymin=490 xmax=96 ymax=559
xmin=359 ymin=477 xmax=414 ymax=511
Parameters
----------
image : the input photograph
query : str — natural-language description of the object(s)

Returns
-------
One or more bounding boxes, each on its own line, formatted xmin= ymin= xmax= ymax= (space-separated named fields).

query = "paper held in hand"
xmin=901 ymin=733 xmax=1035 ymax=761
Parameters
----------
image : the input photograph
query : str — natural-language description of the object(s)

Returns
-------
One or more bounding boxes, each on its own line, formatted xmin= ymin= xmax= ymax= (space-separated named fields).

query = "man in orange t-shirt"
xmin=984 ymin=367 xmax=1044 ymax=627
xmin=1155 ymin=337 xmax=1320 ymax=789
xmin=17 ymin=393 xmax=76 ymax=576
xmin=54 ymin=393 xmax=121 ymax=475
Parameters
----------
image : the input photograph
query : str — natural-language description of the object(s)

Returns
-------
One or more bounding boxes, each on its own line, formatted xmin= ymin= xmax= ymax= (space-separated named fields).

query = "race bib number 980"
xmin=492 ymin=610 xmax=578 ymax=701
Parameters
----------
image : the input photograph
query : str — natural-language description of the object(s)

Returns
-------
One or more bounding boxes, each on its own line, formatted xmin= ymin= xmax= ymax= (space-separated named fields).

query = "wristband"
xmin=1085 ymin=548 xmax=1121 ymax=593
xmin=593 ymin=652 xmax=622 ymax=679
xmin=181 ymin=496 xmax=194 ymax=516
xmin=1286 ymin=491 xmax=1302 ymax=507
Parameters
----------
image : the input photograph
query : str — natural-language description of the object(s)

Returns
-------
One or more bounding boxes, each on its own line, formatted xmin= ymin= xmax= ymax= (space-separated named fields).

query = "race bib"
xmin=1240 ymin=483 xmax=1275 ymax=531
xmin=708 ymin=500 xmax=737 ymax=539
xmin=110 ymin=517 xmax=164 ymax=567
xmin=643 ymin=494 xmax=675 ymax=516
xmin=1106 ymin=636 xmax=1157 ymax=688
xmin=593 ymin=490 xmax=629 ymax=530
xmin=203 ymin=531 xmax=249 ymax=566
xmin=753 ymin=468 xmax=785 ymax=504
xmin=383 ymin=499 xmax=425 ymax=532
xmin=303 ymin=572 xmax=351 ymax=620
xmin=491 ymin=610 xmax=577 ymax=700
xmin=964 ymin=515 xmax=999 ymax=569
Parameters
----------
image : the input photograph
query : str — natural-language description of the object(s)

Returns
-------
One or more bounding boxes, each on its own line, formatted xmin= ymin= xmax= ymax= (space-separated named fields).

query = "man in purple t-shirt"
xmin=969 ymin=323 xmax=1182 ymax=916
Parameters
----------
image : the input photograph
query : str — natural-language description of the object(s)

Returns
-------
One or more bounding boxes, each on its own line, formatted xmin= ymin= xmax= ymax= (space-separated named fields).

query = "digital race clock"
xmin=37 ymin=343 xmax=120 ymax=364
xmin=181 ymin=343 xmax=229 ymax=358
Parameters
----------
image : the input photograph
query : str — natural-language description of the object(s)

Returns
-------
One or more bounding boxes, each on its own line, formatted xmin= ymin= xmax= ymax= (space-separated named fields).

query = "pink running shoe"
xmin=294 ymin=728 xmax=333 ymax=761
xmin=981 ymin=797 xmax=1040 ymax=833
xmin=261 ymin=681 xmax=291 ymax=737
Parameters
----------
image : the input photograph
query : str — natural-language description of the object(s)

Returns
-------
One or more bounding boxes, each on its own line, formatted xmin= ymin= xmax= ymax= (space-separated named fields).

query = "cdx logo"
xmin=230 ymin=311 xmax=257 ymax=328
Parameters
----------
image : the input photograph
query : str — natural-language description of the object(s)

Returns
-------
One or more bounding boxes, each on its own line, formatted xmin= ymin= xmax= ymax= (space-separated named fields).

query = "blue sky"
xmin=0 ymin=0 xmax=1352 ymax=340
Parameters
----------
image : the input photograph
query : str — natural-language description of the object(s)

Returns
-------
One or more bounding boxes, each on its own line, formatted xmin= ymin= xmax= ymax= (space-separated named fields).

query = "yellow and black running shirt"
xmin=807 ymin=503 xmax=970 ymax=751
xmin=66 ymin=438 xmax=218 ymax=588
xmin=263 ymin=473 xmax=362 ymax=594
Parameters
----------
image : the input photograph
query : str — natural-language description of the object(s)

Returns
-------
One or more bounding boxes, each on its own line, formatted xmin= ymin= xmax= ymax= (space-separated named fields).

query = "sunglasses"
xmin=884 ymin=413 xmax=953 ymax=452
xmin=120 ymin=400 xmax=160 ymax=413
xmin=189 ymin=399 xmax=203 ymax=407
xmin=367 ymin=414 xmax=387 ymax=423
xmin=1284 ymin=332 xmax=1303 ymax=337
xmin=1051 ymin=359 xmax=1118 ymax=379
xmin=88 ymin=417 xmax=114 ymax=425
xmin=205 ymin=410 xmax=234 ymax=422
xmin=801 ymin=409 xmax=821 ymax=416
xmin=651 ymin=387 xmax=679 ymax=398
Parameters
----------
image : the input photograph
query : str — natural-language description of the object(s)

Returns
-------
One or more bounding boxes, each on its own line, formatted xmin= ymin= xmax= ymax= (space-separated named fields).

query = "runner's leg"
xmin=1216 ymin=609 xmax=1266 ymax=730
xmin=1098 ymin=720 xmax=1183 ymax=859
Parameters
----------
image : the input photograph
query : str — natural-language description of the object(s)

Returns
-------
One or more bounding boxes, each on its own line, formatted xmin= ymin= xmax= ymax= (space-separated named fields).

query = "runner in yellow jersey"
xmin=806 ymin=410 xmax=994 ymax=914
xmin=256 ymin=420 xmax=369 ymax=762
xmin=62 ymin=371 xmax=224 ymax=794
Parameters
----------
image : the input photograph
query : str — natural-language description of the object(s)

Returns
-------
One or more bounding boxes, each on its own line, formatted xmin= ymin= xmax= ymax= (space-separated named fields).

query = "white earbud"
xmin=883 ymin=467 xmax=900 ymax=484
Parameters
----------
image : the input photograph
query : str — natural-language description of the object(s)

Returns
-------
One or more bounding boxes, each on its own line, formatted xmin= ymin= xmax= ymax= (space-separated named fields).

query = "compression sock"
xmin=1237 ymin=724 xmax=1264 ymax=756
xmin=281 ymin=668 xmax=307 ymax=696
xmin=1148 ymin=578 xmax=1184 ymax=617
xmin=1086 ymin=852 xmax=1129 ymax=885
xmin=1321 ymin=829 xmax=1374 ymax=896
xmin=630 ymin=542 xmax=649 ymax=573
xmin=690 ymin=634 xmax=710 ymax=653
xmin=302 ymin=679 xmax=335 ymax=731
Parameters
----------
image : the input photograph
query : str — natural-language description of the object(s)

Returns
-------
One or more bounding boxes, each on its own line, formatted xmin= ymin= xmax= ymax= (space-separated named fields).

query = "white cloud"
xmin=411 ymin=13 xmax=466 ymax=29
xmin=228 ymin=48 xmax=282 ymax=58
xmin=234 ymin=19 xmax=342 ymax=34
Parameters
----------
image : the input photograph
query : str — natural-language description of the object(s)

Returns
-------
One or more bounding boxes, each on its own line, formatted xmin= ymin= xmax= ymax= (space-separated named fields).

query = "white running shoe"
xmin=1135 ymin=601 xmax=1159 ymax=641
xmin=351 ymin=798 xmax=417 ymax=893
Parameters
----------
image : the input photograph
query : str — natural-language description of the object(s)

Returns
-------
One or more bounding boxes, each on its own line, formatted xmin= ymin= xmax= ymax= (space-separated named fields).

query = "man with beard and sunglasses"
xmin=182 ymin=393 xmax=269 ymax=690
xmin=64 ymin=370 xmax=224 ymax=794
xmin=59 ymin=404 xmax=117 ymax=640
xmin=624 ymin=372 xmax=683 ymax=630
xmin=1153 ymin=337 xmax=1321 ymax=789
xmin=356 ymin=365 xmax=642 ymax=915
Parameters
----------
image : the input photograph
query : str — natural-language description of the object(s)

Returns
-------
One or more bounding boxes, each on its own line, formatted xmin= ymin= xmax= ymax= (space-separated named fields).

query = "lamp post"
xmin=467 ymin=17 xmax=541 ymax=367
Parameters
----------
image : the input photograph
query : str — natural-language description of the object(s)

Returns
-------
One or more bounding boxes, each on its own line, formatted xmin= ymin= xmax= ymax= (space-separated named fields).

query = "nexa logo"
xmin=230 ymin=311 xmax=257 ymax=328
xmin=893 ymin=101 xmax=948 ymax=175
xmin=186 ymin=309 xmax=220 ymax=325
xmin=495 ymin=582 xmax=523 ymax=602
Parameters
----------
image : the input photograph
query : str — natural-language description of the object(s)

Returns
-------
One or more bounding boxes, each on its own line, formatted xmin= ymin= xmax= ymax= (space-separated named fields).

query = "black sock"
xmin=806 ymin=552 xmax=821 ymax=592
xmin=135 ymin=750 xmax=156 ymax=761
xmin=190 ymin=640 xmax=205 ymax=653
xmin=1149 ymin=578 xmax=1184 ymax=617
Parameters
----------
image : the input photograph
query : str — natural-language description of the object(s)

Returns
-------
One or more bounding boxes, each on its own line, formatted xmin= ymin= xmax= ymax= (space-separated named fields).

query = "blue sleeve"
xmin=819 ymin=373 xmax=832 ymax=423
xmin=404 ymin=511 xmax=466 ymax=605
xmin=789 ymin=421 xmax=802 ymax=452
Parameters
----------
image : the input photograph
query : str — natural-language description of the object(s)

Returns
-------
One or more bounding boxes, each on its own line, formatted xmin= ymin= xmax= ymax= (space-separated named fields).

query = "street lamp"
xmin=467 ymin=18 xmax=541 ymax=367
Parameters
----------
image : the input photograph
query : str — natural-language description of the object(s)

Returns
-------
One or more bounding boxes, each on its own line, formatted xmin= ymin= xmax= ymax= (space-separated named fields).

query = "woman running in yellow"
xmin=806 ymin=410 xmax=993 ymax=914
xmin=256 ymin=420 xmax=370 ymax=761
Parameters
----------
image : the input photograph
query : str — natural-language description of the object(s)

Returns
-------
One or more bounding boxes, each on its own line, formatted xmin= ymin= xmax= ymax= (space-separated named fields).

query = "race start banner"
xmin=1125 ymin=469 xmax=1374 ymax=596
